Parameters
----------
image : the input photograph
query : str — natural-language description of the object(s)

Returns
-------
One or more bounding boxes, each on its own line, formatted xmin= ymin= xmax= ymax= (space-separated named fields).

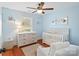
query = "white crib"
xmin=42 ymin=28 xmax=69 ymax=45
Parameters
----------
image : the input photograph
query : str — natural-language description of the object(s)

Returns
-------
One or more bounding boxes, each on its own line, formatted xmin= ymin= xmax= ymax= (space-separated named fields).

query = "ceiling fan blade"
xmin=26 ymin=7 xmax=37 ymax=10
xmin=43 ymin=8 xmax=54 ymax=10
xmin=32 ymin=10 xmax=37 ymax=13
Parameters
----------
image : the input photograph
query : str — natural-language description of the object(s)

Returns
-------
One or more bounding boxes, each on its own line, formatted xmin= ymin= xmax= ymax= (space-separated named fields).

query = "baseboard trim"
xmin=19 ymin=42 xmax=37 ymax=48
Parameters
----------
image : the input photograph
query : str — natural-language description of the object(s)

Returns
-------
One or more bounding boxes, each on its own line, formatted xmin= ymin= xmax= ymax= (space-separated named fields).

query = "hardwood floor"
xmin=1 ymin=42 xmax=37 ymax=56
xmin=2 ymin=46 xmax=25 ymax=56
xmin=1 ymin=39 xmax=44 ymax=56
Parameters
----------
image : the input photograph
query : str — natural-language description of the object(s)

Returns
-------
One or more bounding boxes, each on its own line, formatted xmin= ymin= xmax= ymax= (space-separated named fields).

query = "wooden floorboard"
xmin=2 ymin=46 xmax=25 ymax=56
xmin=13 ymin=46 xmax=25 ymax=56
xmin=2 ymin=49 xmax=13 ymax=56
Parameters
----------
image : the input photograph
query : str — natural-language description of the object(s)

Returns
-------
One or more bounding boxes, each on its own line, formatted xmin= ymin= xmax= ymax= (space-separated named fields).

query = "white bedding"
xmin=37 ymin=42 xmax=79 ymax=56
xmin=37 ymin=42 xmax=70 ymax=56
xmin=54 ymin=45 xmax=79 ymax=56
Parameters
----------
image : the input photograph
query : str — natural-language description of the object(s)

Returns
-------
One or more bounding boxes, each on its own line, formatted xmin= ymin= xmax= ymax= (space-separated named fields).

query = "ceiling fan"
xmin=26 ymin=2 xmax=54 ymax=14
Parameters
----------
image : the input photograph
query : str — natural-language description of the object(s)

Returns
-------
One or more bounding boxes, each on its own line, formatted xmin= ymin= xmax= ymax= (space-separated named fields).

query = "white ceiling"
xmin=0 ymin=2 xmax=79 ymax=13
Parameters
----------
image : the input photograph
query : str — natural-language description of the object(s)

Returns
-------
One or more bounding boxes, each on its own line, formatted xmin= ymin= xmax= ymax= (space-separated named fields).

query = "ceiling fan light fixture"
xmin=37 ymin=10 xmax=42 ymax=14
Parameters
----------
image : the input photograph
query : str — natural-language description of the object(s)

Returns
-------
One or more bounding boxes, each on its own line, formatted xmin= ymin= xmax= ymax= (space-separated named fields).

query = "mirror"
xmin=15 ymin=17 xmax=32 ymax=33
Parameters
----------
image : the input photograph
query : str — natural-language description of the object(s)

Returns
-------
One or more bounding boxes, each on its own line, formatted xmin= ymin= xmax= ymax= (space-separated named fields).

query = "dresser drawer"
xmin=18 ymin=41 xmax=26 ymax=46
xmin=18 ymin=39 xmax=33 ymax=46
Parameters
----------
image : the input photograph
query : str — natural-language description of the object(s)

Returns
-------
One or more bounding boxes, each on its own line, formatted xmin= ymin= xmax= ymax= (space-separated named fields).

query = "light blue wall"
xmin=2 ymin=7 xmax=43 ymax=41
xmin=43 ymin=4 xmax=79 ymax=45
